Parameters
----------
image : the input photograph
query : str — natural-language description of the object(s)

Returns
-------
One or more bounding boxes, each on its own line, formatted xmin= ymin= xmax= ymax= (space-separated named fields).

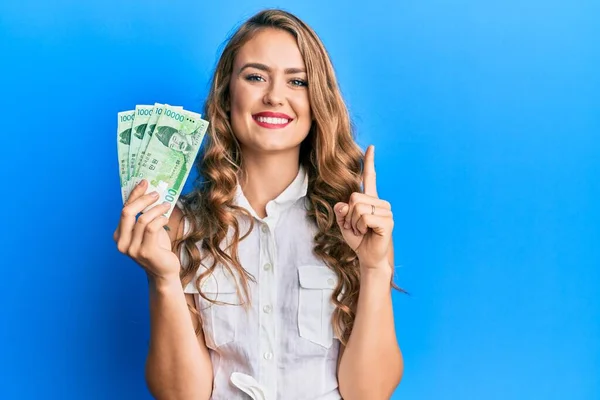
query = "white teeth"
xmin=256 ymin=116 xmax=290 ymax=125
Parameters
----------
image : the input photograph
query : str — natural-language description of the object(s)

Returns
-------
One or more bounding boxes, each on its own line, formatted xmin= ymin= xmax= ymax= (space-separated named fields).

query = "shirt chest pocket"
xmin=297 ymin=265 xmax=338 ymax=349
xmin=199 ymin=271 xmax=240 ymax=349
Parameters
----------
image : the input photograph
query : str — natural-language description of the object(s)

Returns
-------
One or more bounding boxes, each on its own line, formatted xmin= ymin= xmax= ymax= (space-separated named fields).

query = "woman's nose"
xmin=263 ymin=81 xmax=285 ymax=106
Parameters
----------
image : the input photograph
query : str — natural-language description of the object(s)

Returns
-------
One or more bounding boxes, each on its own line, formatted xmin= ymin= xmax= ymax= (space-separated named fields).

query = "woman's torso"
xmin=181 ymin=167 xmax=342 ymax=400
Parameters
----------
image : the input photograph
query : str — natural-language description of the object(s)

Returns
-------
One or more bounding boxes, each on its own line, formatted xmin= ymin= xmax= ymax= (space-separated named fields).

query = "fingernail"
xmin=150 ymin=191 xmax=159 ymax=197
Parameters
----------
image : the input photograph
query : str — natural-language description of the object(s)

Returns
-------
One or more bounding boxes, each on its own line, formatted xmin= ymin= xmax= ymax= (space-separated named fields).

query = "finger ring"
xmin=371 ymin=205 xmax=375 ymax=215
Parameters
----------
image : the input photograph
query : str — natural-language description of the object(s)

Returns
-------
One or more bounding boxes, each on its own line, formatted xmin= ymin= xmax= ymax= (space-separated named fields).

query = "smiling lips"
xmin=252 ymin=111 xmax=293 ymax=129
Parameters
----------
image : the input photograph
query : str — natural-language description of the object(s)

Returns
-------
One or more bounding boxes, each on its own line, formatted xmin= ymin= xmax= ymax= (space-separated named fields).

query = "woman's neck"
xmin=238 ymin=151 xmax=301 ymax=218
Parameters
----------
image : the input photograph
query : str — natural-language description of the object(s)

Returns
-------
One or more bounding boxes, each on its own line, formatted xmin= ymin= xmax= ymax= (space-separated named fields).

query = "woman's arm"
xmin=145 ymin=207 xmax=214 ymax=400
xmin=338 ymin=243 xmax=403 ymax=400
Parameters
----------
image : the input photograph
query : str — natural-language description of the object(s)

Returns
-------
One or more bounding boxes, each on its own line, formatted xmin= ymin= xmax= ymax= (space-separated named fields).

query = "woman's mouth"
xmin=252 ymin=112 xmax=293 ymax=129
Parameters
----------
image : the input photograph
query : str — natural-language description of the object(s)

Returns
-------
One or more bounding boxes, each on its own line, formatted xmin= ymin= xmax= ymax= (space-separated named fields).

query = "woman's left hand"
xmin=334 ymin=145 xmax=394 ymax=270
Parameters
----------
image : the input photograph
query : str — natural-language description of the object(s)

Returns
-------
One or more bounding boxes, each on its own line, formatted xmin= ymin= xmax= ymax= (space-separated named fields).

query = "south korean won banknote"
xmin=135 ymin=104 xmax=208 ymax=218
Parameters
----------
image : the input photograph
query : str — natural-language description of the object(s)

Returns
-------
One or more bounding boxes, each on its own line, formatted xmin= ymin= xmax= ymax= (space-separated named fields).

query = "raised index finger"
xmin=362 ymin=145 xmax=378 ymax=197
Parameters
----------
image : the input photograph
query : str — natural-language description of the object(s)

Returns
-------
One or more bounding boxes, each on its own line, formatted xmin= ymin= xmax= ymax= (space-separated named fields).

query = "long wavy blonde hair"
xmin=176 ymin=9 xmax=395 ymax=345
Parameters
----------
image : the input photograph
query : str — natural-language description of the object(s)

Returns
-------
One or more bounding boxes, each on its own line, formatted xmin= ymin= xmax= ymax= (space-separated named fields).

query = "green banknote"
xmin=137 ymin=104 xmax=208 ymax=218
xmin=117 ymin=110 xmax=135 ymax=203
xmin=130 ymin=103 xmax=183 ymax=191
xmin=127 ymin=105 xmax=154 ymax=196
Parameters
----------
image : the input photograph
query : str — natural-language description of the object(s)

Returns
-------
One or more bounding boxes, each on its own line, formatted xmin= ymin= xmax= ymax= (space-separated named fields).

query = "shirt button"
xmin=261 ymin=224 xmax=268 ymax=234
xmin=263 ymin=305 xmax=272 ymax=314
xmin=327 ymin=278 xmax=335 ymax=286
xmin=264 ymin=352 xmax=273 ymax=360
xmin=263 ymin=263 xmax=272 ymax=271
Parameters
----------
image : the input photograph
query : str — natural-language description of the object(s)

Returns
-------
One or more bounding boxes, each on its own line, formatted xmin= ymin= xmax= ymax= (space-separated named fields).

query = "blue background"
xmin=1 ymin=0 xmax=598 ymax=399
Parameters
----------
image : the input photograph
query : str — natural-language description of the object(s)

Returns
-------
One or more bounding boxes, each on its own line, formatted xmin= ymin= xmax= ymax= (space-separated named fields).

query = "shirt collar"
xmin=233 ymin=165 xmax=308 ymax=218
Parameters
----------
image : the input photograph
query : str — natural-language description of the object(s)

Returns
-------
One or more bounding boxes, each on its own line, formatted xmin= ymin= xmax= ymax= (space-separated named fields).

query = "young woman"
xmin=114 ymin=9 xmax=403 ymax=400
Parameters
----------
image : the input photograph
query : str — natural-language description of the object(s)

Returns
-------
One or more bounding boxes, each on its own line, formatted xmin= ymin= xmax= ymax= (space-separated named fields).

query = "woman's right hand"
xmin=113 ymin=179 xmax=182 ymax=282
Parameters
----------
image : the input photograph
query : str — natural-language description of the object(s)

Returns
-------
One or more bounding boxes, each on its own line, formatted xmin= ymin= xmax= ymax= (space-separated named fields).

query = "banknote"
xmin=136 ymin=104 xmax=208 ymax=218
xmin=127 ymin=105 xmax=154 ymax=195
xmin=130 ymin=103 xmax=183 ymax=191
xmin=117 ymin=110 xmax=135 ymax=203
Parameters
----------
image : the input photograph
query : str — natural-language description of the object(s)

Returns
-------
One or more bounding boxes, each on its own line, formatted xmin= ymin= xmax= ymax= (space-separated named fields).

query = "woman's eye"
xmin=290 ymin=79 xmax=308 ymax=87
xmin=245 ymin=74 xmax=265 ymax=82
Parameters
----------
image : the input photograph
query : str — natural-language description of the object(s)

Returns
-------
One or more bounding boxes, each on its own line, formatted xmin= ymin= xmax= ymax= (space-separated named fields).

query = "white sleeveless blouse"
xmin=180 ymin=166 xmax=342 ymax=400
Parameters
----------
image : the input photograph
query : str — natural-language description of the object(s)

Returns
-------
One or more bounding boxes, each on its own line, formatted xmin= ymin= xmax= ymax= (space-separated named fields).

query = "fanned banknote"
xmin=117 ymin=103 xmax=208 ymax=218
xmin=117 ymin=110 xmax=135 ymax=203
xmin=130 ymin=103 xmax=183 ymax=191
xmin=137 ymin=104 xmax=208 ymax=217
xmin=127 ymin=105 xmax=154 ymax=195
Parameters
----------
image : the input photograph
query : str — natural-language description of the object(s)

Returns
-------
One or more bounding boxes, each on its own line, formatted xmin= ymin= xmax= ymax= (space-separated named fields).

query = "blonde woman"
xmin=114 ymin=9 xmax=403 ymax=400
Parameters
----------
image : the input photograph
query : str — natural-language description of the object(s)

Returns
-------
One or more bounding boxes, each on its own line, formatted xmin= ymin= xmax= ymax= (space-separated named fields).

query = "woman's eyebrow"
xmin=239 ymin=62 xmax=306 ymax=75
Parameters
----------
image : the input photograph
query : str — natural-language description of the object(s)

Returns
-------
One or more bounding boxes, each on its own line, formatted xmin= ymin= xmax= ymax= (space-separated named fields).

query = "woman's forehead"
xmin=234 ymin=29 xmax=305 ymax=71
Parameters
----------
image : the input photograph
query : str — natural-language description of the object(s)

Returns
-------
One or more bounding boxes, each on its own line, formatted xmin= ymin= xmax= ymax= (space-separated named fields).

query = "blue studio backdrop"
xmin=1 ymin=1 xmax=598 ymax=399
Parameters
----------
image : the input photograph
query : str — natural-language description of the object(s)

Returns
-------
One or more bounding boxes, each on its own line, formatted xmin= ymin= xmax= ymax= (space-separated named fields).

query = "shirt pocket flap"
xmin=298 ymin=265 xmax=338 ymax=290
xmin=201 ymin=270 xmax=238 ymax=294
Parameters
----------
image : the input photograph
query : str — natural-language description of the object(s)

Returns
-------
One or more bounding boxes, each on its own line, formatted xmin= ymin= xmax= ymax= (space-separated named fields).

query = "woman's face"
xmin=229 ymin=28 xmax=312 ymax=155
